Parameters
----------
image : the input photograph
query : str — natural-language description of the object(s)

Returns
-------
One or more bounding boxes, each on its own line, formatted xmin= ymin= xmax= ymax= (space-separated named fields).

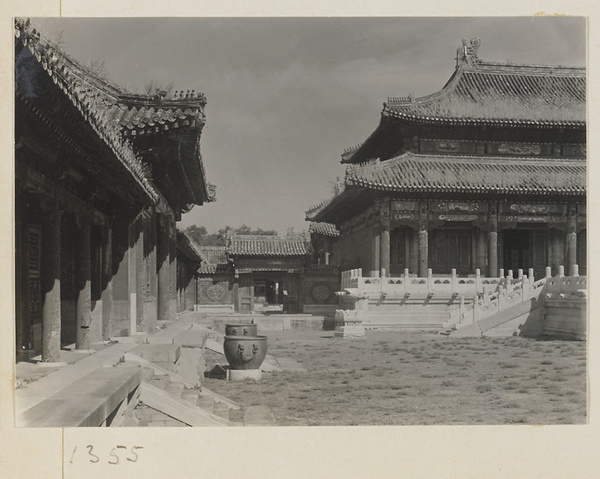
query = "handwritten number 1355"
xmin=69 ymin=445 xmax=144 ymax=464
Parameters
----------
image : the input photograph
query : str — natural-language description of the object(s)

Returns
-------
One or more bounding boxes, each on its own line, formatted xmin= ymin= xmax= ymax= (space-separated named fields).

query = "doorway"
xmin=502 ymin=229 xmax=547 ymax=278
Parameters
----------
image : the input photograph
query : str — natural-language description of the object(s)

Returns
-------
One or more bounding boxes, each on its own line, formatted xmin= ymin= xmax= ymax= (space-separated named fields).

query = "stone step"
xmin=17 ymin=364 xmax=142 ymax=427
xmin=165 ymin=381 xmax=184 ymax=398
xmin=212 ymin=401 xmax=231 ymax=421
xmin=147 ymin=374 xmax=170 ymax=391
xmin=198 ymin=386 xmax=241 ymax=410
xmin=130 ymin=344 xmax=181 ymax=364
xmin=124 ymin=352 xmax=196 ymax=387
xmin=196 ymin=394 xmax=216 ymax=413
xmin=138 ymin=381 xmax=231 ymax=427
xmin=180 ymin=388 xmax=202 ymax=408
xmin=16 ymin=343 xmax=138 ymax=416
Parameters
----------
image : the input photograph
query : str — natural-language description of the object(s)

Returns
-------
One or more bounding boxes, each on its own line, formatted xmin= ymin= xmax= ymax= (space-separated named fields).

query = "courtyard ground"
xmin=202 ymin=329 xmax=587 ymax=426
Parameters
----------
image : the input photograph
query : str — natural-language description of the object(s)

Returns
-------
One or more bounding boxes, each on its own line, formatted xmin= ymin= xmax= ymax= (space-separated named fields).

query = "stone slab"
xmin=17 ymin=365 xmax=141 ymax=427
xmin=130 ymin=344 xmax=181 ymax=364
xmin=229 ymin=369 xmax=262 ymax=381
xmin=334 ymin=324 xmax=366 ymax=338
xmin=205 ymin=338 xmax=224 ymax=355
xmin=174 ymin=347 xmax=204 ymax=386
xmin=139 ymin=382 xmax=231 ymax=427
xmin=147 ymin=317 xmax=195 ymax=344
xmin=173 ymin=330 xmax=208 ymax=348
xmin=16 ymin=343 xmax=138 ymax=415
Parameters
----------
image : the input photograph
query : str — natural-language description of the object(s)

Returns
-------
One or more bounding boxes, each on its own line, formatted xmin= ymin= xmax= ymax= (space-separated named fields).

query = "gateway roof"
xmin=227 ymin=235 xmax=310 ymax=257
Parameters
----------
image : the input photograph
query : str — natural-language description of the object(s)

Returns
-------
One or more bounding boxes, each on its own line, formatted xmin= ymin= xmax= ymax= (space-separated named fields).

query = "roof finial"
xmin=456 ymin=37 xmax=481 ymax=67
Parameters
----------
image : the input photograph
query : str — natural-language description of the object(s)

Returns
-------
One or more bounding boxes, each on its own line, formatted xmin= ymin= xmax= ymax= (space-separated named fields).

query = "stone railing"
xmin=446 ymin=265 xmax=585 ymax=330
xmin=545 ymin=265 xmax=587 ymax=300
xmin=341 ymin=268 xmax=505 ymax=297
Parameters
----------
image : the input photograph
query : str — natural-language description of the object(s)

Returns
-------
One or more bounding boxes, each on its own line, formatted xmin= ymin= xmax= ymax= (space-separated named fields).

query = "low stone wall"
xmin=543 ymin=297 xmax=586 ymax=340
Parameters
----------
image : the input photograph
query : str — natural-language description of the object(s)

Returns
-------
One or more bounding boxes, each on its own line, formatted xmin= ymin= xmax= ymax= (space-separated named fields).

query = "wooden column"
xmin=551 ymin=228 xmax=564 ymax=275
xmin=169 ymin=224 xmax=177 ymax=320
xmin=566 ymin=207 xmax=577 ymax=276
xmin=157 ymin=214 xmax=170 ymax=322
xmin=76 ymin=217 xmax=92 ymax=350
xmin=417 ymin=201 xmax=428 ymax=277
xmin=41 ymin=201 xmax=61 ymax=362
xmin=101 ymin=227 xmax=113 ymax=340
xmin=487 ymin=203 xmax=498 ymax=277
xmin=418 ymin=224 xmax=428 ymax=277
xmin=379 ymin=198 xmax=390 ymax=276
xmin=371 ymin=232 xmax=380 ymax=277
xmin=476 ymin=228 xmax=486 ymax=275
xmin=409 ymin=228 xmax=419 ymax=274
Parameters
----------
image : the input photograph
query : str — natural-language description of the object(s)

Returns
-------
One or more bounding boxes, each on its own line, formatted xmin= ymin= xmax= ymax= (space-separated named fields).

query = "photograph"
xmin=13 ymin=15 xmax=587 ymax=431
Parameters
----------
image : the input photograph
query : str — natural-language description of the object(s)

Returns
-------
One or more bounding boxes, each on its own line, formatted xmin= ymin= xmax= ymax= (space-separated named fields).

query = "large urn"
xmin=223 ymin=335 xmax=268 ymax=371
xmin=225 ymin=322 xmax=258 ymax=337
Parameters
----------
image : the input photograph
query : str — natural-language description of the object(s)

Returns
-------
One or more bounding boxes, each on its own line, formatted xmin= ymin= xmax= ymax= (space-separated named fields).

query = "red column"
xmin=76 ymin=217 xmax=92 ymax=350
xmin=41 ymin=201 xmax=61 ymax=362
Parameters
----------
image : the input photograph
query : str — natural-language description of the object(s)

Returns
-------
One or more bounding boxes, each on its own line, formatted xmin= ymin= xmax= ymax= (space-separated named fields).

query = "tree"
xmin=184 ymin=224 xmax=279 ymax=247
xmin=144 ymin=79 xmax=174 ymax=98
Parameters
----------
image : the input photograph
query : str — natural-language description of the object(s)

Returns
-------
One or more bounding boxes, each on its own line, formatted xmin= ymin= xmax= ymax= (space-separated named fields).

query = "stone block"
xmin=229 ymin=369 xmax=262 ymax=381
xmin=173 ymin=330 xmax=207 ymax=348
xmin=334 ymin=324 xmax=366 ymax=338
xmin=130 ymin=344 xmax=181 ymax=364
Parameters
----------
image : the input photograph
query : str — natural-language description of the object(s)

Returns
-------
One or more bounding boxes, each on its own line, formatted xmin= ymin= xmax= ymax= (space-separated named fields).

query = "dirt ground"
xmin=202 ymin=329 xmax=587 ymax=426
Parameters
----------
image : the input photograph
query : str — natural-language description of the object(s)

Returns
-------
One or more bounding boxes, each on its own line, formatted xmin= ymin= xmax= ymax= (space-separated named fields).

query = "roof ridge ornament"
xmin=456 ymin=37 xmax=481 ymax=67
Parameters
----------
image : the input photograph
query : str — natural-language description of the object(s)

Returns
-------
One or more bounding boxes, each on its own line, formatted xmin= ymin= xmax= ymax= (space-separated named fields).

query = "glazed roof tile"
xmin=383 ymin=61 xmax=585 ymax=127
xmin=345 ymin=153 xmax=586 ymax=195
xmin=304 ymin=264 xmax=340 ymax=275
xmin=308 ymin=222 xmax=340 ymax=237
xmin=197 ymin=263 xmax=231 ymax=275
xmin=14 ymin=18 xmax=216 ymax=205
xmin=227 ymin=235 xmax=310 ymax=257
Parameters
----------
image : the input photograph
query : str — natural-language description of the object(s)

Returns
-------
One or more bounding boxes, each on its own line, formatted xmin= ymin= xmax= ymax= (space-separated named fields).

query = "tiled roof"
xmin=304 ymin=264 xmax=340 ymax=275
xmin=14 ymin=18 xmax=216 ymax=206
xmin=383 ymin=61 xmax=585 ymax=127
xmin=227 ymin=235 xmax=310 ymax=257
xmin=308 ymin=222 xmax=340 ymax=237
xmin=345 ymin=153 xmax=586 ymax=195
xmin=198 ymin=263 xmax=231 ymax=275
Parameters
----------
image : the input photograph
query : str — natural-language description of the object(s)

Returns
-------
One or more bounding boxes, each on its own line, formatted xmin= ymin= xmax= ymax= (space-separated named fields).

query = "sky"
xmin=30 ymin=17 xmax=586 ymax=235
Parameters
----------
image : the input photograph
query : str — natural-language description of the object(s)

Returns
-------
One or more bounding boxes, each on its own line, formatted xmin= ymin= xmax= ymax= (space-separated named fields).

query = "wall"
xmin=543 ymin=297 xmax=586 ymax=340
xmin=333 ymin=225 xmax=377 ymax=273
xmin=197 ymin=276 xmax=234 ymax=306
xmin=301 ymin=273 xmax=340 ymax=316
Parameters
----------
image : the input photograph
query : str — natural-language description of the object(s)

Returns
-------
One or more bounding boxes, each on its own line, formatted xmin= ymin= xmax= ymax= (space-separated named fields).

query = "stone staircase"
xmin=439 ymin=268 xmax=584 ymax=338
xmin=15 ymin=312 xmax=280 ymax=427
xmin=130 ymin=366 xmax=241 ymax=426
